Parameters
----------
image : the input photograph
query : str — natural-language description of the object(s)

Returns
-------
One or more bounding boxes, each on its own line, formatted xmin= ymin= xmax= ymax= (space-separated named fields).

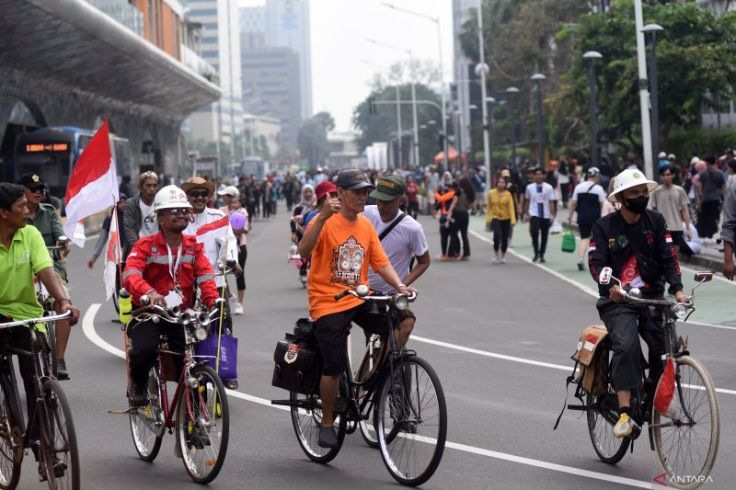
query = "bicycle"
xmin=34 ymin=243 xmax=68 ymax=379
xmin=272 ymin=286 xmax=447 ymax=487
xmin=0 ymin=311 xmax=80 ymax=489
xmin=124 ymin=298 xmax=229 ymax=485
xmin=570 ymin=269 xmax=719 ymax=490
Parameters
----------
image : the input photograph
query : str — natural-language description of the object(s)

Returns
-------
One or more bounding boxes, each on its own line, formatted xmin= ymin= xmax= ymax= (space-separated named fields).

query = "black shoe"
xmin=539 ymin=256 xmax=546 ymax=263
xmin=318 ymin=426 xmax=338 ymax=448
xmin=532 ymin=255 xmax=540 ymax=263
xmin=128 ymin=382 xmax=148 ymax=407
xmin=56 ymin=358 xmax=69 ymax=381
xmin=577 ymin=261 xmax=584 ymax=271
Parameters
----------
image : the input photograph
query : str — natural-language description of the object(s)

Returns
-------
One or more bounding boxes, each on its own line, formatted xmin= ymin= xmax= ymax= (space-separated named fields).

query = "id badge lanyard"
xmin=167 ymin=243 xmax=183 ymax=285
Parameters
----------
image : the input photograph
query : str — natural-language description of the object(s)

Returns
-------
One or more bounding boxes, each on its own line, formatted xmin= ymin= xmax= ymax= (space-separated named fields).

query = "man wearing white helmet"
xmin=123 ymin=185 xmax=220 ymax=406
xmin=588 ymin=168 xmax=688 ymax=439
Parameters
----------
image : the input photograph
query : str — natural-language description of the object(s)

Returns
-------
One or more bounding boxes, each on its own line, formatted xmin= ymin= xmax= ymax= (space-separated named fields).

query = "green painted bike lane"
xmin=468 ymin=216 xmax=736 ymax=327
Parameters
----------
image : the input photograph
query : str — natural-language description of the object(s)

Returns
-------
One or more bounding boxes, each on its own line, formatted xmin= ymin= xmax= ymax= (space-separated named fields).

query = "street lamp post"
xmin=531 ymin=73 xmax=547 ymax=166
xmin=634 ymin=0 xmax=654 ymax=178
xmin=583 ymin=51 xmax=603 ymax=167
xmin=485 ymin=96 xmax=497 ymax=182
xmin=476 ymin=0 xmax=492 ymax=192
xmin=643 ymin=24 xmax=664 ymax=167
xmin=505 ymin=86 xmax=520 ymax=166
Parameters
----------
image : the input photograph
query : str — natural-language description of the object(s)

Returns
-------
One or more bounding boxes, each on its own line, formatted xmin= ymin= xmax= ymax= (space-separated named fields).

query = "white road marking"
xmin=82 ymin=303 xmax=655 ymax=488
xmin=469 ymin=229 xmax=736 ymax=331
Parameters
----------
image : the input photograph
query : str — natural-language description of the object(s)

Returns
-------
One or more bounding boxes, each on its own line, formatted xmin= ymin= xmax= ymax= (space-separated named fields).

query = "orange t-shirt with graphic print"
xmin=308 ymin=213 xmax=391 ymax=320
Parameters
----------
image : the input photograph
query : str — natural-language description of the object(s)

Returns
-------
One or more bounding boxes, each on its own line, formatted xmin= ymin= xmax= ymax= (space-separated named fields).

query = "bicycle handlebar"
xmin=0 ymin=311 xmax=71 ymax=330
xmin=334 ymin=288 xmax=418 ymax=303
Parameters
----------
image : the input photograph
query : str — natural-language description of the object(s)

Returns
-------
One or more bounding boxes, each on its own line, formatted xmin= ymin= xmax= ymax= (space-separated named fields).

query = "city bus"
xmin=14 ymin=126 xmax=134 ymax=199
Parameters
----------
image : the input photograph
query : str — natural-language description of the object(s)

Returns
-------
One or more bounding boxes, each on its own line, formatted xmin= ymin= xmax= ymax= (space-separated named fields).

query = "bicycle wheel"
xmin=129 ymin=368 xmax=164 ymax=462
xmin=0 ymin=375 xmax=21 ymax=490
xmin=290 ymin=378 xmax=347 ymax=464
xmin=44 ymin=321 xmax=58 ymax=379
xmin=176 ymin=364 xmax=229 ymax=484
xmin=375 ymin=356 xmax=447 ymax=487
xmin=586 ymin=388 xmax=630 ymax=464
xmin=39 ymin=378 xmax=80 ymax=489
xmin=358 ymin=400 xmax=378 ymax=448
xmin=652 ymin=356 xmax=719 ymax=490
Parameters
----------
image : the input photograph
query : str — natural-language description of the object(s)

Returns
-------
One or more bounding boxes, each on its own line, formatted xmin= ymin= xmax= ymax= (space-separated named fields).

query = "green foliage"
xmin=297 ymin=111 xmax=335 ymax=166
xmin=665 ymin=127 xmax=736 ymax=162
xmin=352 ymin=83 xmax=443 ymax=166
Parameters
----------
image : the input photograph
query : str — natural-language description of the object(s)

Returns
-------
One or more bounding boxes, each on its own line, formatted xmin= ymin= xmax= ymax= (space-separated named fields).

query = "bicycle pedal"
xmin=108 ymin=408 xmax=136 ymax=415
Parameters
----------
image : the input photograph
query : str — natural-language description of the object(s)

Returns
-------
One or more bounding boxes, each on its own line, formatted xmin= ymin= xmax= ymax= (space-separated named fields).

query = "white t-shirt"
xmin=525 ymin=182 xmax=556 ymax=219
xmin=138 ymin=199 xmax=158 ymax=237
xmin=363 ymin=205 xmax=428 ymax=294
xmin=571 ymin=181 xmax=607 ymax=203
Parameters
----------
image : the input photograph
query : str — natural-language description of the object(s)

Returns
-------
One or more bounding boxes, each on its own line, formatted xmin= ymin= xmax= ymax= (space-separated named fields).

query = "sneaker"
xmin=224 ymin=380 xmax=239 ymax=390
xmin=500 ymin=257 xmax=506 ymax=264
xmin=491 ymin=258 xmax=500 ymax=264
xmin=318 ymin=426 xmax=338 ymax=448
xmin=613 ymin=412 xmax=640 ymax=438
xmin=233 ymin=303 xmax=244 ymax=315
xmin=577 ymin=261 xmax=584 ymax=271
xmin=539 ymin=256 xmax=546 ymax=264
xmin=532 ymin=255 xmax=540 ymax=263
xmin=128 ymin=382 xmax=148 ymax=407
xmin=56 ymin=358 xmax=69 ymax=381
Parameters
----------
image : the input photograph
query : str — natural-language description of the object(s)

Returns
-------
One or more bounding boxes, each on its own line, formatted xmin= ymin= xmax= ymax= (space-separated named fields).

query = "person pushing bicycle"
xmin=297 ymin=169 xmax=413 ymax=449
xmin=0 ymin=183 xmax=80 ymax=477
xmin=588 ymin=169 xmax=688 ymax=438
xmin=123 ymin=185 xmax=220 ymax=407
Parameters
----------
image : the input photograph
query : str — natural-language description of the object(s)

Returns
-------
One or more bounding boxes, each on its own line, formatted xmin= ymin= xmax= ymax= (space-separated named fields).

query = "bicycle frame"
xmin=153 ymin=344 xmax=206 ymax=431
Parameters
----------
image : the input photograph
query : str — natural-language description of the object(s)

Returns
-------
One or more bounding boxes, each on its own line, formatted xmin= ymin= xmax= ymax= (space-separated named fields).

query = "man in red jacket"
xmin=123 ymin=185 xmax=219 ymax=406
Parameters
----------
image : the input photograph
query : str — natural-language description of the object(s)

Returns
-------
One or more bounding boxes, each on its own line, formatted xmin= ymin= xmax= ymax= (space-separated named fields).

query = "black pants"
xmin=492 ymin=219 xmax=511 ymax=253
xmin=439 ymin=217 xmax=450 ymax=256
xmin=449 ymin=209 xmax=470 ymax=257
xmin=529 ymin=216 xmax=551 ymax=257
xmin=236 ymin=245 xmax=247 ymax=291
xmin=698 ymin=200 xmax=721 ymax=238
xmin=407 ymin=201 xmax=419 ymax=219
xmin=598 ymin=300 xmax=665 ymax=391
xmin=0 ymin=326 xmax=39 ymax=442
xmin=127 ymin=319 xmax=185 ymax=387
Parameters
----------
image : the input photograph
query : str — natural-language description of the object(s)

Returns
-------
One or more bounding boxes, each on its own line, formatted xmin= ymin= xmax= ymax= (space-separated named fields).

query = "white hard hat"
xmin=153 ymin=185 xmax=192 ymax=212
xmin=607 ymin=168 xmax=657 ymax=203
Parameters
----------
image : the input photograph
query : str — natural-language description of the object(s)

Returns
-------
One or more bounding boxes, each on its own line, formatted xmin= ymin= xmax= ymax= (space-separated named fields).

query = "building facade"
xmin=243 ymin=114 xmax=281 ymax=158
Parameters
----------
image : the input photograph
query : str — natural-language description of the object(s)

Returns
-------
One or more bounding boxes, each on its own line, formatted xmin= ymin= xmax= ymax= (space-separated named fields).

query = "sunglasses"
xmin=187 ymin=190 xmax=209 ymax=198
xmin=29 ymin=185 xmax=46 ymax=193
xmin=166 ymin=208 xmax=190 ymax=216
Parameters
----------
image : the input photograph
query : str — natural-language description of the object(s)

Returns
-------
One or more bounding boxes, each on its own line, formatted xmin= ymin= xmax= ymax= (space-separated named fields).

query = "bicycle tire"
xmin=290 ymin=375 xmax=348 ymax=464
xmin=176 ymin=364 xmax=229 ymax=484
xmin=39 ymin=378 xmax=80 ymax=490
xmin=652 ymin=356 xmax=719 ymax=490
xmin=129 ymin=368 xmax=164 ymax=462
xmin=46 ymin=322 xmax=58 ymax=379
xmin=375 ymin=356 xmax=447 ymax=487
xmin=0 ymin=373 xmax=21 ymax=490
xmin=586 ymin=389 xmax=630 ymax=465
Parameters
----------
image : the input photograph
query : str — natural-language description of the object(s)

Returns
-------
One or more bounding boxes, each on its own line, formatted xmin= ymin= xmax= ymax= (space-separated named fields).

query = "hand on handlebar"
xmin=674 ymin=290 xmax=690 ymax=304
xmin=148 ymin=291 xmax=167 ymax=307
xmin=55 ymin=302 xmax=80 ymax=326
xmin=609 ymin=284 xmax=626 ymax=303
xmin=397 ymin=284 xmax=415 ymax=297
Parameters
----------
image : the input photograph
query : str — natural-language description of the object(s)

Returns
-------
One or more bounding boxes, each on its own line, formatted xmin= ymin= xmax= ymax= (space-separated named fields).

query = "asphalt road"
xmin=14 ymin=209 xmax=736 ymax=489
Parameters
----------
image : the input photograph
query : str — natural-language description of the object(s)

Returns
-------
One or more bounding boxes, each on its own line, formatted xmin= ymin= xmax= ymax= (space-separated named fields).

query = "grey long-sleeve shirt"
xmin=721 ymin=186 xmax=736 ymax=247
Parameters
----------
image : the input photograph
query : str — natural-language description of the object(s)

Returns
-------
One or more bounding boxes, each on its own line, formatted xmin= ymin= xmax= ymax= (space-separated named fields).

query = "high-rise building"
xmin=182 ymin=0 xmax=244 ymax=160
xmin=241 ymin=44 xmax=302 ymax=151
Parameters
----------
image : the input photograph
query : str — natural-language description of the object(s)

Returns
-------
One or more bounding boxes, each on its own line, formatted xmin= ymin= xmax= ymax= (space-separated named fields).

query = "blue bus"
xmin=13 ymin=126 xmax=133 ymax=199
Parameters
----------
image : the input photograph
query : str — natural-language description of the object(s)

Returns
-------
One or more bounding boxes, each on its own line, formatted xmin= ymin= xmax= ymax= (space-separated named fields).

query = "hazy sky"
xmin=239 ymin=0 xmax=455 ymax=132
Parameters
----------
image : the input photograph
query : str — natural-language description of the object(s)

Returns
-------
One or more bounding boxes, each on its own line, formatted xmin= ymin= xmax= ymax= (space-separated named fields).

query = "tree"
xmin=555 ymin=0 xmax=736 ymax=155
xmin=298 ymin=111 xmax=335 ymax=167
xmin=353 ymin=83 xmax=444 ymax=167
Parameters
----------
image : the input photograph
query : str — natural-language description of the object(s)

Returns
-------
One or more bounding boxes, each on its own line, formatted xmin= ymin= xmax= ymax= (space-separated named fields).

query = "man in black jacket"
xmin=122 ymin=171 xmax=158 ymax=260
xmin=588 ymin=168 xmax=688 ymax=439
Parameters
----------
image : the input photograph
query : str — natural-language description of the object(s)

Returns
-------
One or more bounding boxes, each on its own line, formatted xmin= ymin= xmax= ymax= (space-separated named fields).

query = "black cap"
xmin=18 ymin=173 xmax=46 ymax=189
xmin=335 ymin=169 xmax=374 ymax=190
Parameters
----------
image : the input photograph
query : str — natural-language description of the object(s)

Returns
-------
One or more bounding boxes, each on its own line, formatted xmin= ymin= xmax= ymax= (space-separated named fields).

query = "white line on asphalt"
xmin=469 ymin=229 xmax=736 ymax=332
xmin=81 ymin=303 xmax=655 ymax=488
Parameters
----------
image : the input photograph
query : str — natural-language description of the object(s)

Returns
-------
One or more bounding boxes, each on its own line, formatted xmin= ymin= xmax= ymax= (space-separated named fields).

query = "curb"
xmin=562 ymin=222 xmax=724 ymax=273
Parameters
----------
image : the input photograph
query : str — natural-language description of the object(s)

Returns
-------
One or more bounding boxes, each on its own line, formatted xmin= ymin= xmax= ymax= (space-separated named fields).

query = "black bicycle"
xmin=273 ymin=287 xmax=447 ymax=487
xmin=0 ymin=311 xmax=80 ymax=489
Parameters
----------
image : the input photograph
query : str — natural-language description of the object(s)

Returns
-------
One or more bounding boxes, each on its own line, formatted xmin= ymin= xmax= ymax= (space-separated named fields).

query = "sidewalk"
xmin=554 ymin=206 xmax=725 ymax=273
xmin=468 ymin=215 xmax=735 ymax=327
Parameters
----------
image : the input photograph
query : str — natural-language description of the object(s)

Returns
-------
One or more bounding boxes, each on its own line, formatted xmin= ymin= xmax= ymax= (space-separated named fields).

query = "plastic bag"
xmin=561 ymin=230 xmax=576 ymax=253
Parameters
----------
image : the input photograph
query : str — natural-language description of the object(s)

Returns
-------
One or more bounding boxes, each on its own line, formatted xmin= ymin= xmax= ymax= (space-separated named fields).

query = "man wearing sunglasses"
xmin=123 ymin=185 xmax=219 ymax=406
xmin=18 ymin=173 xmax=74 ymax=380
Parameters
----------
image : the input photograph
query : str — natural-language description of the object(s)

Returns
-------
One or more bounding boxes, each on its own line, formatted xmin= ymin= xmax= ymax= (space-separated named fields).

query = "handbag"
xmin=561 ymin=230 xmax=576 ymax=253
xmin=195 ymin=323 xmax=239 ymax=381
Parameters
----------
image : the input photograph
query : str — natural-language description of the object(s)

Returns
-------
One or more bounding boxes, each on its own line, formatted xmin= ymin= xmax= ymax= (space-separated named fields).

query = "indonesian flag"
xmin=103 ymin=208 xmax=121 ymax=300
xmin=63 ymin=120 xmax=118 ymax=246
xmin=196 ymin=215 xmax=231 ymax=245
xmin=654 ymin=357 xmax=678 ymax=418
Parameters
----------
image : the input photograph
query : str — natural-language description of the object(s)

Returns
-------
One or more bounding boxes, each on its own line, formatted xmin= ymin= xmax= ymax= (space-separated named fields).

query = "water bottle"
xmin=118 ymin=288 xmax=132 ymax=325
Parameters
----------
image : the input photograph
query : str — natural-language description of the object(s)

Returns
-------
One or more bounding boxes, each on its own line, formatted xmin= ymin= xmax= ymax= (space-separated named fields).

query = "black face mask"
xmin=623 ymin=195 xmax=649 ymax=214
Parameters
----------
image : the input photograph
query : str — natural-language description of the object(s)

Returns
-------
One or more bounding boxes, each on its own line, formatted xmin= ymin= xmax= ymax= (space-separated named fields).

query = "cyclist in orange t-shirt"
xmin=298 ymin=169 xmax=413 ymax=449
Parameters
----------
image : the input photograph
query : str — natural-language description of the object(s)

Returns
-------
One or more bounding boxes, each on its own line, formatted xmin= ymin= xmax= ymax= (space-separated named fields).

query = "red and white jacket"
xmin=185 ymin=209 xmax=238 ymax=287
xmin=123 ymin=232 xmax=219 ymax=309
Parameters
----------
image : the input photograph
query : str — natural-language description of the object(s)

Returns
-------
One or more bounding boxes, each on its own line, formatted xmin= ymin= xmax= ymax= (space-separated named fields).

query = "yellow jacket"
xmin=486 ymin=189 xmax=516 ymax=225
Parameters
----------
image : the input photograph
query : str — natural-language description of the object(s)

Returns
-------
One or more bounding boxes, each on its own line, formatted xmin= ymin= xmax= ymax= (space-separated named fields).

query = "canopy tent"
xmin=434 ymin=145 xmax=468 ymax=165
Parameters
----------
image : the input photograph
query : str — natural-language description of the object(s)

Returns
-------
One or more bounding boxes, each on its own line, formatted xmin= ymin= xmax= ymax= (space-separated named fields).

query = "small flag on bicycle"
xmin=103 ymin=205 xmax=122 ymax=300
xmin=654 ymin=357 xmax=677 ymax=418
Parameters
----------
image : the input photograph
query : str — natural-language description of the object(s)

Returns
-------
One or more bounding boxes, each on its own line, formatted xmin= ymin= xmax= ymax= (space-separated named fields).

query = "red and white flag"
xmin=654 ymin=357 xmax=678 ymax=418
xmin=103 ymin=207 xmax=122 ymax=300
xmin=63 ymin=120 xmax=118 ymax=246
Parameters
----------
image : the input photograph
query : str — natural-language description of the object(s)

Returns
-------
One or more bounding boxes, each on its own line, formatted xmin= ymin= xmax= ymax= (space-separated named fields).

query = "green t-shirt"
xmin=0 ymin=225 xmax=53 ymax=322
